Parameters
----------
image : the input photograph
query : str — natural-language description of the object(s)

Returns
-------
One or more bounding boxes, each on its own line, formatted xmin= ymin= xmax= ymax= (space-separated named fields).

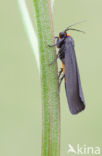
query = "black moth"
xmin=49 ymin=21 xmax=86 ymax=115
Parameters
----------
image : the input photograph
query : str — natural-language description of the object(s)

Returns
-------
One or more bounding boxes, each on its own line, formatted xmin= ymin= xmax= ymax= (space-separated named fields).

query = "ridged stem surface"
xmin=33 ymin=0 xmax=60 ymax=156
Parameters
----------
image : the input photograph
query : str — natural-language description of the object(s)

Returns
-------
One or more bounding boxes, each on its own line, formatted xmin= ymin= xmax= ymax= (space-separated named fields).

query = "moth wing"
xmin=64 ymin=37 xmax=85 ymax=114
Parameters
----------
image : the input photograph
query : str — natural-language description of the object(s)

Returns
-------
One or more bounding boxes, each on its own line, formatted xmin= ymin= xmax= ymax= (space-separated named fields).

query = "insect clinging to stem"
xmin=48 ymin=21 xmax=86 ymax=115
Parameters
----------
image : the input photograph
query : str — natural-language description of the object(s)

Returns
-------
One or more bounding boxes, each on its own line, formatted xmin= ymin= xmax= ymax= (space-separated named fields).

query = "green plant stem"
xmin=33 ymin=0 xmax=60 ymax=156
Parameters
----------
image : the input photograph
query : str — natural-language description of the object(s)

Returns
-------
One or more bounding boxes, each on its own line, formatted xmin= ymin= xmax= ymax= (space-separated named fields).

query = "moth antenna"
xmin=64 ymin=20 xmax=86 ymax=32
xmin=68 ymin=28 xmax=85 ymax=33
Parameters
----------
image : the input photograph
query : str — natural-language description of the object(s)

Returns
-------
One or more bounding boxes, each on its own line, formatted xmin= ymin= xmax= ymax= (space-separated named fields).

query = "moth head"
xmin=59 ymin=32 xmax=67 ymax=39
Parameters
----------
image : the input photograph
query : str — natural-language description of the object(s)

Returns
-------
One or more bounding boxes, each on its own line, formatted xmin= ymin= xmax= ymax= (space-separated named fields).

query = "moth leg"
xmin=48 ymin=43 xmax=58 ymax=47
xmin=58 ymin=68 xmax=63 ymax=78
xmin=48 ymin=38 xmax=64 ymax=48
xmin=55 ymin=36 xmax=59 ymax=39
xmin=48 ymin=37 xmax=59 ymax=47
xmin=59 ymin=74 xmax=65 ymax=87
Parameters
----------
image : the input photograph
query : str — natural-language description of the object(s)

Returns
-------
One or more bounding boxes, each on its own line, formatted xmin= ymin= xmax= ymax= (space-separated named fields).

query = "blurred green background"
xmin=0 ymin=0 xmax=102 ymax=156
